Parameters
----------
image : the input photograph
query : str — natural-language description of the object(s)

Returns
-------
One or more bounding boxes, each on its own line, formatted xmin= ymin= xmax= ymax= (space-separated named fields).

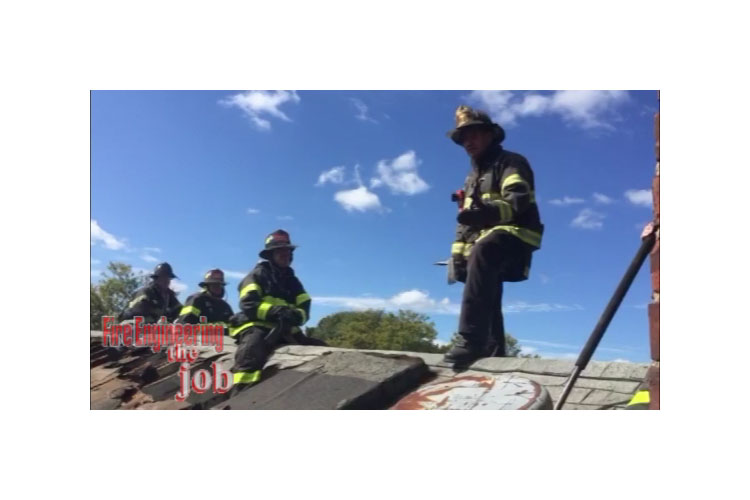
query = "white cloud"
xmin=571 ymin=208 xmax=605 ymax=230
xmin=223 ymin=270 xmax=247 ymax=280
xmin=504 ymin=301 xmax=584 ymax=313
xmin=170 ymin=280 xmax=188 ymax=296
xmin=276 ymin=215 xmax=294 ymax=221
xmin=315 ymin=166 xmax=346 ymax=186
xmin=350 ymin=98 xmax=377 ymax=123
xmin=219 ymin=90 xmax=301 ymax=130
xmin=91 ymin=220 xmax=126 ymax=250
xmin=247 ymin=208 xmax=260 ymax=215
xmin=519 ymin=345 xmax=538 ymax=356
xmin=519 ymin=339 xmax=582 ymax=350
xmin=520 ymin=338 xmax=627 ymax=354
xmin=549 ymin=196 xmax=585 ymax=206
xmin=141 ymin=254 xmax=159 ymax=263
xmin=612 ymin=358 xmax=632 ymax=363
xmin=314 ymin=289 xmax=460 ymax=315
xmin=593 ymin=193 xmax=614 ymax=204
xmin=625 ymin=189 xmax=653 ymax=207
xmin=369 ymin=150 xmax=429 ymax=195
xmin=467 ymin=90 xmax=629 ymax=129
xmin=143 ymin=247 xmax=161 ymax=253
xmin=314 ymin=291 xmax=581 ymax=317
xmin=91 ymin=259 xmax=101 ymax=266
xmin=334 ymin=186 xmax=382 ymax=212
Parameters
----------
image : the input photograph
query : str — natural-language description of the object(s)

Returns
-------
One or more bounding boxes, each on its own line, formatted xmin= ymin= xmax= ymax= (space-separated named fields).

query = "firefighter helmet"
xmin=150 ymin=262 xmax=177 ymax=279
xmin=259 ymin=229 xmax=297 ymax=260
xmin=199 ymin=269 xmax=227 ymax=287
xmin=447 ymin=105 xmax=505 ymax=145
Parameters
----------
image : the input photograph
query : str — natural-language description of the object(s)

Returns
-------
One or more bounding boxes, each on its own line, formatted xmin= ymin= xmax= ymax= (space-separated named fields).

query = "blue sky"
xmin=91 ymin=90 xmax=658 ymax=362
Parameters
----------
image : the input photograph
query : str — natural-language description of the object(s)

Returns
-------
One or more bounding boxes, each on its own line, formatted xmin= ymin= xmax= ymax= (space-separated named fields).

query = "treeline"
xmin=91 ymin=261 xmax=536 ymax=357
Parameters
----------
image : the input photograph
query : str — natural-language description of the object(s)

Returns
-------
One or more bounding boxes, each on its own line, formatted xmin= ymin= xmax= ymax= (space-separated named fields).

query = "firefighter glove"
xmin=457 ymin=204 xmax=497 ymax=227
xmin=270 ymin=306 xmax=303 ymax=326
xmin=448 ymin=255 xmax=467 ymax=284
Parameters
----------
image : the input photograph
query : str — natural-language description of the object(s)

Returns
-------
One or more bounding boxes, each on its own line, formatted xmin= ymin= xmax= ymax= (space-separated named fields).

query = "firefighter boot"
xmin=442 ymin=336 xmax=485 ymax=366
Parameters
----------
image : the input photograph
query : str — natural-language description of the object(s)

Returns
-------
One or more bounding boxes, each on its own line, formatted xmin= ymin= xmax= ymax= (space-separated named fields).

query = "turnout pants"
xmin=458 ymin=230 xmax=531 ymax=351
xmin=232 ymin=327 xmax=327 ymax=385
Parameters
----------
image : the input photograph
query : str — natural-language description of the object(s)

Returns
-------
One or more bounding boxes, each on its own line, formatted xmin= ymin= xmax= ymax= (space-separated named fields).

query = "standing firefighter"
xmin=229 ymin=230 xmax=325 ymax=389
xmin=119 ymin=262 xmax=182 ymax=323
xmin=443 ymin=105 xmax=543 ymax=365
xmin=175 ymin=269 xmax=234 ymax=332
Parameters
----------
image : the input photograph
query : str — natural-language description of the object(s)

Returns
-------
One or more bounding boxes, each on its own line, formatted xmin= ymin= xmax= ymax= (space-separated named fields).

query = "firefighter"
xmin=119 ymin=262 xmax=182 ymax=324
xmin=443 ymin=105 xmax=544 ymax=365
xmin=175 ymin=269 xmax=234 ymax=332
xmin=229 ymin=230 xmax=326 ymax=389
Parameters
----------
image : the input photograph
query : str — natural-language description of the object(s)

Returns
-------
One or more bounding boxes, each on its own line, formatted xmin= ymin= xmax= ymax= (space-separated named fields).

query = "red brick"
xmin=651 ymin=244 xmax=660 ymax=293
xmin=648 ymin=364 xmax=660 ymax=410
xmin=652 ymin=175 xmax=660 ymax=222
xmin=655 ymin=111 xmax=660 ymax=161
xmin=649 ymin=302 xmax=660 ymax=361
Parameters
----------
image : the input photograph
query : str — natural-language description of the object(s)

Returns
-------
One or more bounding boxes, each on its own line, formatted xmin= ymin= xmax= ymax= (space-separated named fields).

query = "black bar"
xmin=554 ymin=232 xmax=655 ymax=410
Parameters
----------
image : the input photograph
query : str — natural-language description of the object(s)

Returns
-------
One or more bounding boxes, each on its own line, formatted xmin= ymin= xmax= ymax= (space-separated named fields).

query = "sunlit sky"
xmin=91 ymin=90 xmax=658 ymax=361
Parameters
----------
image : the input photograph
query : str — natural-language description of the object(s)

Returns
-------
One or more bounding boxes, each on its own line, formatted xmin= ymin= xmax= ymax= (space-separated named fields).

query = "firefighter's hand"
xmin=641 ymin=221 xmax=656 ymax=240
xmin=448 ymin=255 xmax=467 ymax=284
xmin=273 ymin=306 xmax=303 ymax=326
xmin=457 ymin=204 xmax=496 ymax=227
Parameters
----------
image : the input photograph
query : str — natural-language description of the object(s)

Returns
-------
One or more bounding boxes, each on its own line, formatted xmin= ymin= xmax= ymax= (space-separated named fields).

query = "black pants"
xmin=233 ymin=327 xmax=328 ymax=375
xmin=458 ymin=231 xmax=530 ymax=349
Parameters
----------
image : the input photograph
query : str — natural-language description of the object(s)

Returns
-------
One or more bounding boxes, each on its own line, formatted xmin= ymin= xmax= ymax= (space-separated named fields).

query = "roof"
xmin=90 ymin=330 xmax=648 ymax=410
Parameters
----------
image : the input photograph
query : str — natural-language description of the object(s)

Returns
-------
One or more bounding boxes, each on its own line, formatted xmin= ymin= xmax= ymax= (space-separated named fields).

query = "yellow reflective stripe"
xmin=257 ymin=302 xmax=273 ymax=320
xmin=295 ymin=307 xmax=308 ymax=324
xmin=463 ymin=196 xmax=473 ymax=210
xmin=233 ymin=371 xmax=261 ymax=384
xmin=627 ymin=390 xmax=650 ymax=406
xmin=491 ymin=200 xmax=513 ymax=223
xmin=451 ymin=242 xmax=466 ymax=255
xmin=229 ymin=320 xmax=275 ymax=337
xmin=128 ymin=295 xmax=146 ymax=308
xmin=240 ymin=282 xmax=262 ymax=298
xmin=296 ymin=293 xmax=311 ymax=305
xmin=180 ymin=305 xmax=201 ymax=317
xmin=501 ymin=173 xmax=530 ymax=193
xmin=262 ymin=295 xmax=290 ymax=306
xmin=463 ymin=243 xmax=473 ymax=258
xmin=481 ymin=192 xmax=503 ymax=201
xmin=479 ymin=225 xmax=542 ymax=248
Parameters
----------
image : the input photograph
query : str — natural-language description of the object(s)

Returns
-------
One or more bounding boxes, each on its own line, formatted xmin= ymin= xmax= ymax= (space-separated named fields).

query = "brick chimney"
xmin=648 ymin=91 xmax=660 ymax=409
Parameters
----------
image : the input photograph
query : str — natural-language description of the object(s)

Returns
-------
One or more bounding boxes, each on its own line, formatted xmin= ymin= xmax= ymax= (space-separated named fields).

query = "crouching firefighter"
xmin=174 ymin=269 xmax=234 ymax=333
xmin=229 ymin=230 xmax=327 ymax=389
xmin=118 ymin=262 xmax=182 ymax=324
xmin=443 ymin=105 xmax=544 ymax=366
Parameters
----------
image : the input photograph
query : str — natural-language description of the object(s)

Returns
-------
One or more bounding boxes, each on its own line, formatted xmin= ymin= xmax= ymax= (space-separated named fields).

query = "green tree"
xmin=91 ymin=262 xmax=147 ymax=327
xmin=440 ymin=331 xmax=540 ymax=358
xmin=308 ymin=309 xmax=446 ymax=353
xmin=90 ymin=284 xmax=107 ymax=329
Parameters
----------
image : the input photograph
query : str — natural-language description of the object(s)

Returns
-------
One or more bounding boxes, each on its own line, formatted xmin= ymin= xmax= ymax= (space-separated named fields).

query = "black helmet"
xmin=447 ymin=105 xmax=505 ymax=145
xmin=199 ymin=269 xmax=227 ymax=287
xmin=151 ymin=262 xmax=177 ymax=279
xmin=259 ymin=229 xmax=297 ymax=260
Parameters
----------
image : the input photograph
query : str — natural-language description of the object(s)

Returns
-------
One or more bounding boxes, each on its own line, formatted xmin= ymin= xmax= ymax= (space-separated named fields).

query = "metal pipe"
xmin=554 ymin=231 xmax=656 ymax=410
